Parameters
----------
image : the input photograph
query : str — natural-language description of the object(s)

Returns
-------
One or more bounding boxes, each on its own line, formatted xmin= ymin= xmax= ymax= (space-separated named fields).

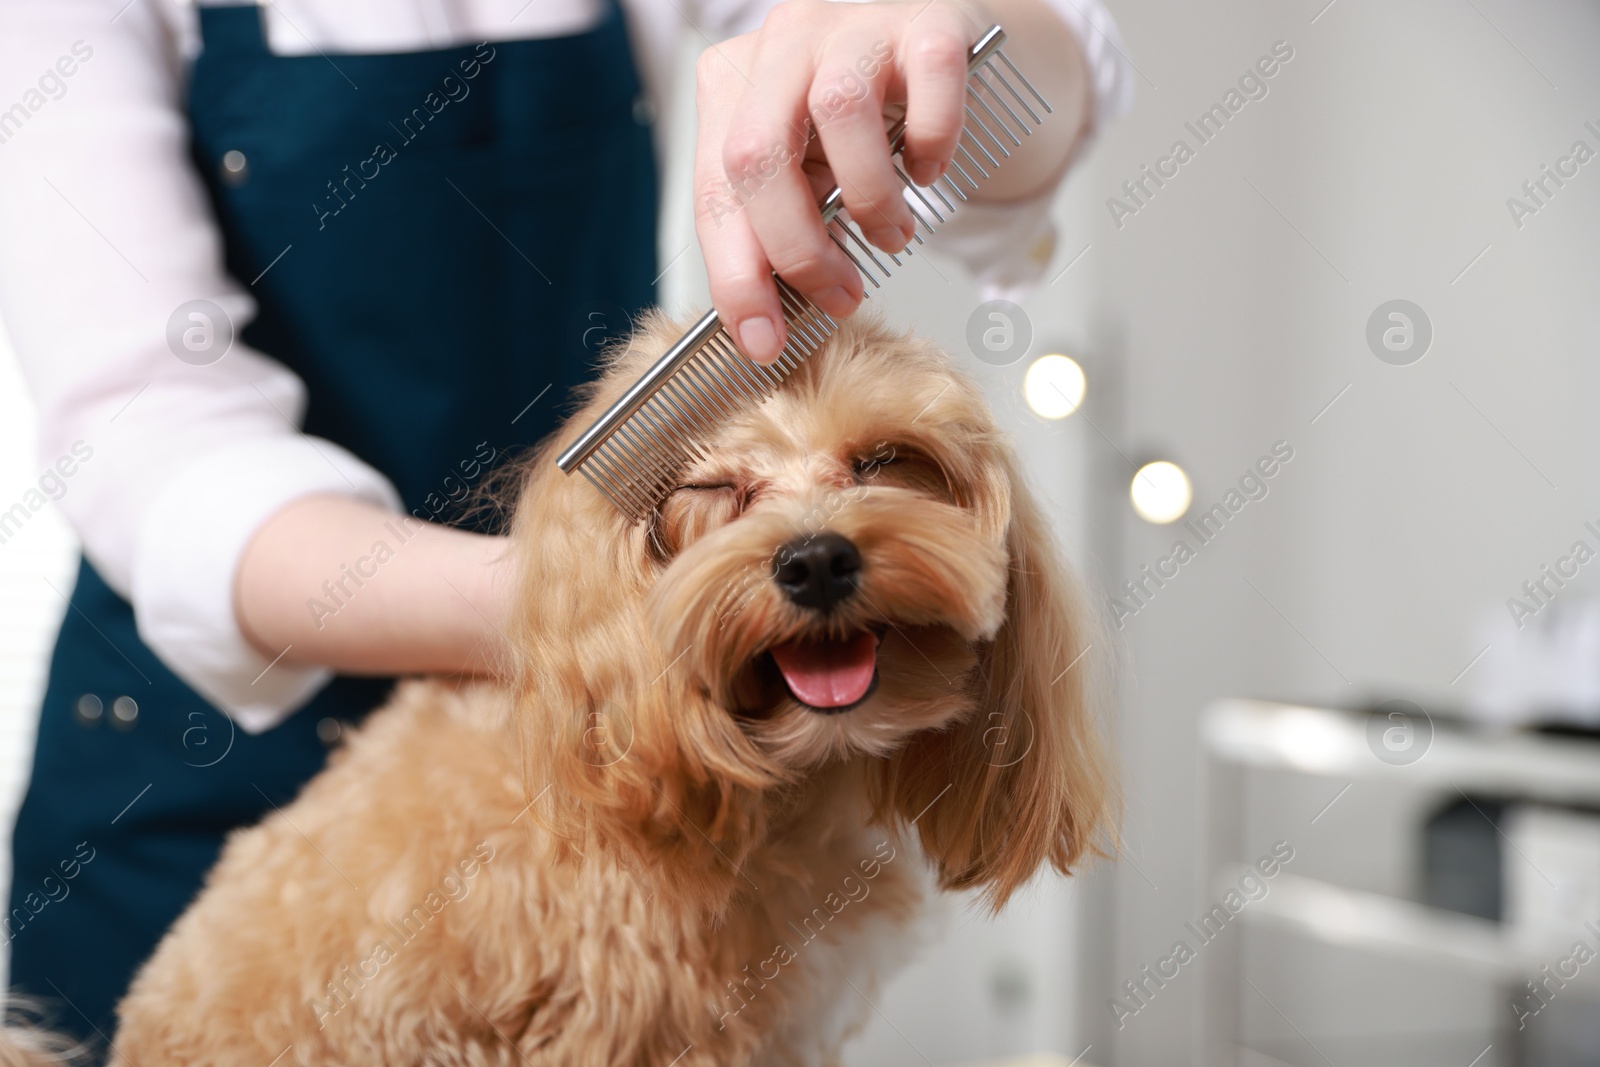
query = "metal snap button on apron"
xmin=110 ymin=696 xmax=139 ymax=729
xmin=73 ymin=694 xmax=102 ymax=727
xmin=316 ymin=717 xmax=342 ymax=745
xmin=220 ymin=150 xmax=249 ymax=186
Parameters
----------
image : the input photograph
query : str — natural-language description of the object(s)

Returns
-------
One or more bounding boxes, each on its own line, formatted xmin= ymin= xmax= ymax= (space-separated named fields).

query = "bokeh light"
xmin=1023 ymin=353 xmax=1086 ymax=419
xmin=1130 ymin=461 xmax=1192 ymax=524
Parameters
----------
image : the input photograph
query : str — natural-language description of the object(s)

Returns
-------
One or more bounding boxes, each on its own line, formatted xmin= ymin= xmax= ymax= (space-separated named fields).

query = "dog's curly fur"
xmin=5 ymin=313 xmax=1110 ymax=1067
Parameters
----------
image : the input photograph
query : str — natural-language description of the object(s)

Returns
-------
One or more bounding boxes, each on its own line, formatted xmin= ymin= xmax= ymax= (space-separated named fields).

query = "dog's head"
xmin=510 ymin=312 xmax=1107 ymax=907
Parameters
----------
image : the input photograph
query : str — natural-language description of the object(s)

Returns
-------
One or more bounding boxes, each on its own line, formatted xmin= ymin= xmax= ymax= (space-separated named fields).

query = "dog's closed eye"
xmin=853 ymin=445 xmax=957 ymax=503
xmin=651 ymin=483 xmax=744 ymax=558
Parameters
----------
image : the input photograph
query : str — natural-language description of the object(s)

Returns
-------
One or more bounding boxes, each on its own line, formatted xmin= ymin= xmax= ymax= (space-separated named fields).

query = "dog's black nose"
xmin=773 ymin=533 xmax=861 ymax=612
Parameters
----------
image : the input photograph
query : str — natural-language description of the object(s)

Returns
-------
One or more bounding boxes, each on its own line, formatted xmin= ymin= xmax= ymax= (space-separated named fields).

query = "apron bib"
xmin=8 ymin=2 xmax=656 ymax=1045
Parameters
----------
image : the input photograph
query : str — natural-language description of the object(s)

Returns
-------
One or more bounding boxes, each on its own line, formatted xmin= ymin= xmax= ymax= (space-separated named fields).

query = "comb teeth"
xmin=576 ymin=283 xmax=837 ymax=518
xmin=559 ymin=26 xmax=1050 ymax=522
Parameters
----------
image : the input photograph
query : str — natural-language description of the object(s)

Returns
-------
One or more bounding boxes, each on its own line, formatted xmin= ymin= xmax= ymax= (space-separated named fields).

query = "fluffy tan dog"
xmin=7 ymin=313 xmax=1108 ymax=1067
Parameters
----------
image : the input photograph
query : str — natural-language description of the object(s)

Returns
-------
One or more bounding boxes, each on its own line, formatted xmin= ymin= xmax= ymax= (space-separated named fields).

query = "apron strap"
xmin=196 ymin=4 xmax=271 ymax=56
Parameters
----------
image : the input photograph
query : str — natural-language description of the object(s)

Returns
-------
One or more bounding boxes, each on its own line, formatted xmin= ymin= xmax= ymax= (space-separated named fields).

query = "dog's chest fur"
xmin=112 ymin=680 xmax=930 ymax=1067
xmin=749 ymin=859 xmax=936 ymax=1067
xmin=698 ymin=787 xmax=935 ymax=1067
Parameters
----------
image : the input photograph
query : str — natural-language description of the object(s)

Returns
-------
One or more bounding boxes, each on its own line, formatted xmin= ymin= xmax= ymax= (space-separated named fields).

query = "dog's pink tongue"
xmin=770 ymin=633 xmax=879 ymax=709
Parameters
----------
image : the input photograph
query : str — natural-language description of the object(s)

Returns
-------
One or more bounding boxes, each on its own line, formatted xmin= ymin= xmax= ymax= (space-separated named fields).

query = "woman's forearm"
xmin=965 ymin=0 xmax=1095 ymax=203
xmin=233 ymin=494 xmax=512 ymax=677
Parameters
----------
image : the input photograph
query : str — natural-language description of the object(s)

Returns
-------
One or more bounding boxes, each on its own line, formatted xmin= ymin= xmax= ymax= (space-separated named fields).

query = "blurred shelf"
xmin=1197 ymin=700 xmax=1600 ymax=1062
xmin=1203 ymin=699 xmax=1600 ymax=806
xmin=1222 ymin=868 xmax=1600 ymax=987
xmin=1237 ymin=1031 xmax=1509 ymax=1067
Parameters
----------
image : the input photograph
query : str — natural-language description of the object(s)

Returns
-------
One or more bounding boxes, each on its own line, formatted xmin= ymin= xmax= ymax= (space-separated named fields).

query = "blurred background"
xmin=4 ymin=0 xmax=1600 ymax=1065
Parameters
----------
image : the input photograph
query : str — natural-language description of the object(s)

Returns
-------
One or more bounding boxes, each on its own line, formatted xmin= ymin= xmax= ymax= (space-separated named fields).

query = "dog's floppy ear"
xmin=880 ymin=453 xmax=1111 ymax=908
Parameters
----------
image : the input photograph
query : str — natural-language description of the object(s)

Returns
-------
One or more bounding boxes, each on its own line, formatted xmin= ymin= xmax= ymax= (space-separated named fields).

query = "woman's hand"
xmin=694 ymin=0 xmax=1092 ymax=364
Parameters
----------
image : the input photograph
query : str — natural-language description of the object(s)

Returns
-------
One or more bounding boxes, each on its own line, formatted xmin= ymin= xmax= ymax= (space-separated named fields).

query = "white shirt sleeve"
xmin=0 ymin=0 xmax=401 ymax=733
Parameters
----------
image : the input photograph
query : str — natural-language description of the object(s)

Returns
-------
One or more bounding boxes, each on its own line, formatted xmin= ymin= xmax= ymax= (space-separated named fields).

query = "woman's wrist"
xmin=964 ymin=0 xmax=1094 ymax=203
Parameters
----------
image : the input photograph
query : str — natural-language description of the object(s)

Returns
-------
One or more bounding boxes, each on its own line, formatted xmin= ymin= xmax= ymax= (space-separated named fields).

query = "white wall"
xmin=1080 ymin=0 xmax=1600 ymax=1063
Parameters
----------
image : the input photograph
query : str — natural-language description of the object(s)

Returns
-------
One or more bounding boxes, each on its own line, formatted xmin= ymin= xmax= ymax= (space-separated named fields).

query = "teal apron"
xmin=7 ymin=1 xmax=656 ymax=1047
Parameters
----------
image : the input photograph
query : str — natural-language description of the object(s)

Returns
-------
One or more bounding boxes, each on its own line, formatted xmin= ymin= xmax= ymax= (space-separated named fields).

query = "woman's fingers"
xmin=808 ymin=29 xmax=916 ymax=252
xmin=899 ymin=16 xmax=975 ymax=187
xmin=693 ymin=41 xmax=791 ymax=363
xmin=693 ymin=1 xmax=988 ymax=363
xmin=725 ymin=25 xmax=863 ymax=316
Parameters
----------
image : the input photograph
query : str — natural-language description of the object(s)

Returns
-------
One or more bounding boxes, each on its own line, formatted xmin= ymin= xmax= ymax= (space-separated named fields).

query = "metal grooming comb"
xmin=557 ymin=25 xmax=1050 ymax=520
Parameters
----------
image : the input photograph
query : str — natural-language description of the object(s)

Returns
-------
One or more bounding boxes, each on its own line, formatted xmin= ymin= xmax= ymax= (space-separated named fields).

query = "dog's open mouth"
xmin=767 ymin=631 xmax=880 ymax=714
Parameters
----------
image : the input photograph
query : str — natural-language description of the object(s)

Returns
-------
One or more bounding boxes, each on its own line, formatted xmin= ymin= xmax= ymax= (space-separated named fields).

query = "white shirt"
xmin=0 ymin=0 xmax=1131 ymax=733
